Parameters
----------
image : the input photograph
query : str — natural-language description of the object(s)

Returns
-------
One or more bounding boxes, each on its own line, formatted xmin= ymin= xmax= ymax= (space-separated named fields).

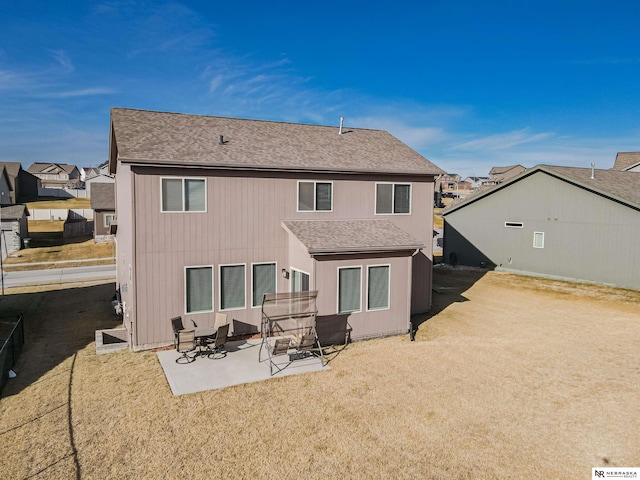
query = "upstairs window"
xmin=375 ymin=183 xmax=411 ymax=214
xmin=298 ymin=181 xmax=332 ymax=212
xmin=161 ymin=178 xmax=206 ymax=212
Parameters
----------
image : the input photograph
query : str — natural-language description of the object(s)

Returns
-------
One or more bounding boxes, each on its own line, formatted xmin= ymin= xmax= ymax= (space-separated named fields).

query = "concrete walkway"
xmin=157 ymin=338 xmax=329 ymax=395
xmin=0 ymin=264 xmax=116 ymax=288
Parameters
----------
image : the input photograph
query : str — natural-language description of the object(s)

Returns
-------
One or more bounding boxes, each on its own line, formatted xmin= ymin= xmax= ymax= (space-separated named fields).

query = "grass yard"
xmin=0 ymin=270 xmax=639 ymax=479
xmin=2 ymin=237 xmax=114 ymax=270
xmin=26 ymin=197 xmax=92 ymax=210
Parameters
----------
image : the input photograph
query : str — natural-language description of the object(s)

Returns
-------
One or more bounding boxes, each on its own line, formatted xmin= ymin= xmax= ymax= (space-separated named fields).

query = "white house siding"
xmin=127 ymin=167 xmax=434 ymax=349
xmin=444 ymin=172 xmax=640 ymax=290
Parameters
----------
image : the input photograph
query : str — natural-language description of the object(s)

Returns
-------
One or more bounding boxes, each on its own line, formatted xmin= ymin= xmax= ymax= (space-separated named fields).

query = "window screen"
xmin=220 ymin=265 xmax=246 ymax=310
xmin=185 ymin=179 xmax=206 ymax=211
xmin=376 ymin=184 xmax=393 ymax=214
xmin=291 ymin=269 xmax=310 ymax=292
xmin=253 ymin=263 xmax=276 ymax=307
xmin=298 ymin=182 xmax=315 ymax=211
xmin=338 ymin=267 xmax=362 ymax=313
xmin=393 ymin=184 xmax=411 ymax=213
xmin=162 ymin=178 xmax=183 ymax=211
xmin=316 ymin=182 xmax=332 ymax=211
xmin=186 ymin=266 xmax=213 ymax=313
xmin=368 ymin=265 xmax=389 ymax=310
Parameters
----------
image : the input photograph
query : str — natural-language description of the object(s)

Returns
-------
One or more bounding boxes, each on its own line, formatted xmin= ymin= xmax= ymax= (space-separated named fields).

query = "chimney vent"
xmin=339 ymin=117 xmax=344 ymax=135
xmin=591 ymin=162 xmax=595 ymax=179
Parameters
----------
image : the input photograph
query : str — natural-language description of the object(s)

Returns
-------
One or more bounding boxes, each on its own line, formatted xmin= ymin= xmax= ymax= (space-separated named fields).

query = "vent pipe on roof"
xmin=591 ymin=162 xmax=595 ymax=179
xmin=339 ymin=117 xmax=344 ymax=135
xmin=219 ymin=135 xmax=224 ymax=145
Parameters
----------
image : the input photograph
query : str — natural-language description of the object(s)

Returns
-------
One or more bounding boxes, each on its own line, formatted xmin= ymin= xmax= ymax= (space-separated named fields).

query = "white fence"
xmin=38 ymin=187 xmax=88 ymax=199
xmin=29 ymin=209 xmax=94 ymax=221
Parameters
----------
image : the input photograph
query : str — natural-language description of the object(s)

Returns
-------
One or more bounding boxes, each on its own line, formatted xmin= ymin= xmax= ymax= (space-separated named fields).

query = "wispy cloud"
xmin=452 ymin=128 xmax=553 ymax=151
xmin=49 ymin=49 xmax=74 ymax=73
xmin=34 ymin=87 xmax=117 ymax=99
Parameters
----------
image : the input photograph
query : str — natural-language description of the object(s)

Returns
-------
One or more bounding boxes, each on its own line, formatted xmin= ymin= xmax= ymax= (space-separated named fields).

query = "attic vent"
xmin=505 ymin=221 xmax=524 ymax=228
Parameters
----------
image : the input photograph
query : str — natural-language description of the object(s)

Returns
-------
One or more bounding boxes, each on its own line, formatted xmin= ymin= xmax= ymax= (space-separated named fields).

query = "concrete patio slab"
xmin=157 ymin=338 xmax=329 ymax=395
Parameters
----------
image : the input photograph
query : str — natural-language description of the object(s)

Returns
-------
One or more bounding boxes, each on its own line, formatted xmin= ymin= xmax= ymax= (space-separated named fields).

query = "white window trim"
xmin=251 ymin=261 xmax=277 ymax=308
xmin=374 ymin=182 xmax=412 ymax=215
xmin=160 ymin=177 xmax=207 ymax=213
xmin=290 ymin=267 xmax=311 ymax=292
xmin=219 ymin=263 xmax=247 ymax=311
xmin=533 ymin=232 xmax=545 ymax=249
xmin=104 ymin=214 xmax=117 ymax=228
xmin=184 ymin=265 xmax=214 ymax=315
xmin=337 ymin=265 xmax=362 ymax=314
xmin=366 ymin=264 xmax=391 ymax=312
xmin=505 ymin=221 xmax=524 ymax=228
xmin=296 ymin=180 xmax=334 ymax=212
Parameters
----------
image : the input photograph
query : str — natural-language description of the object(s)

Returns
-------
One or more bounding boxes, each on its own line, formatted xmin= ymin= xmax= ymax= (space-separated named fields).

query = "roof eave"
xmin=309 ymin=244 xmax=424 ymax=255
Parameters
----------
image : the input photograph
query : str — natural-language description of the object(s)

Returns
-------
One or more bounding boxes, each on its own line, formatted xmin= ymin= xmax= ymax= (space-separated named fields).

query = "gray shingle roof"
xmin=443 ymin=165 xmax=640 ymax=215
xmin=282 ymin=219 xmax=424 ymax=254
xmin=0 ymin=204 xmax=29 ymax=220
xmin=110 ymin=108 xmax=443 ymax=176
xmin=91 ymin=183 xmax=115 ymax=210
xmin=612 ymin=152 xmax=640 ymax=171
xmin=27 ymin=163 xmax=78 ymax=174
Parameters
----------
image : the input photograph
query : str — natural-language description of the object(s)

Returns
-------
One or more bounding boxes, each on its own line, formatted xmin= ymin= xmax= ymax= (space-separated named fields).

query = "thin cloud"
xmin=35 ymin=87 xmax=117 ymax=99
xmin=453 ymin=128 xmax=554 ymax=151
xmin=50 ymin=49 xmax=74 ymax=73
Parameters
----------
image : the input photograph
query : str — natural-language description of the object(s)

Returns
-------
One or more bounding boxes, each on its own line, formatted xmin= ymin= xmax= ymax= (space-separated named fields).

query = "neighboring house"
xmin=442 ymin=165 xmax=640 ymax=290
xmin=90 ymin=182 xmax=116 ymax=243
xmin=0 ymin=167 xmax=10 ymax=206
xmin=0 ymin=162 xmax=40 ymax=204
xmin=463 ymin=176 xmax=489 ymax=189
xmin=487 ymin=165 xmax=526 ymax=185
xmin=85 ymin=173 xmax=115 ymax=197
xmin=0 ymin=204 xmax=29 ymax=259
xmin=27 ymin=162 xmax=82 ymax=189
xmin=612 ymin=152 xmax=640 ymax=172
xmin=109 ymin=108 xmax=443 ymax=351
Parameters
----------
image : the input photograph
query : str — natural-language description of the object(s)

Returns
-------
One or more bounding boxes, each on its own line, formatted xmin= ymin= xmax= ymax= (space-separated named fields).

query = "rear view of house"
xmin=109 ymin=108 xmax=443 ymax=350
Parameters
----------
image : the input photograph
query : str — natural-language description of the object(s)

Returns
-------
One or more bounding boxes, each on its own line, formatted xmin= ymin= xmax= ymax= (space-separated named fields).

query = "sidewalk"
xmin=2 ymin=257 xmax=115 ymax=269
xmin=0 ymin=264 xmax=116 ymax=288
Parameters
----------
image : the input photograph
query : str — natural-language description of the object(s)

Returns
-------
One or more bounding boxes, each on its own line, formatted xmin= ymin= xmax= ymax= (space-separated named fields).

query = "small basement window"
xmin=505 ymin=221 xmax=524 ymax=228
xmin=533 ymin=232 xmax=545 ymax=248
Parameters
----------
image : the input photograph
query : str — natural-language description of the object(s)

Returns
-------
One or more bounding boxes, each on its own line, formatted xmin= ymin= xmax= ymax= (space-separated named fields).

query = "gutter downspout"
xmin=409 ymin=247 xmax=421 ymax=341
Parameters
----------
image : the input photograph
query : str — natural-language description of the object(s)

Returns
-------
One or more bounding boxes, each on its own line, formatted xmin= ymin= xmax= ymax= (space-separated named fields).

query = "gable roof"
xmin=282 ymin=219 xmax=424 ymax=255
xmin=27 ymin=162 xmax=78 ymax=174
xmin=109 ymin=108 xmax=443 ymax=176
xmin=0 ymin=204 xmax=29 ymax=220
xmin=489 ymin=165 xmax=525 ymax=175
xmin=612 ymin=152 xmax=640 ymax=171
xmin=91 ymin=182 xmax=115 ymax=210
xmin=443 ymin=165 xmax=640 ymax=215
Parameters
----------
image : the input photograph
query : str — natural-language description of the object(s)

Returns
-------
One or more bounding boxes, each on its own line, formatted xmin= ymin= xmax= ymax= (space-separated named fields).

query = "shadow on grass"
xmin=411 ymin=266 xmax=490 ymax=335
xmin=0 ymin=282 xmax=121 ymax=398
xmin=27 ymin=233 xmax=93 ymax=248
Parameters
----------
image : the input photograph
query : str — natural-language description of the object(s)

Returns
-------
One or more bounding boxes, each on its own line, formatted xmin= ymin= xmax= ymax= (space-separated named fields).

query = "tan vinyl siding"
xmin=130 ymin=168 xmax=433 ymax=347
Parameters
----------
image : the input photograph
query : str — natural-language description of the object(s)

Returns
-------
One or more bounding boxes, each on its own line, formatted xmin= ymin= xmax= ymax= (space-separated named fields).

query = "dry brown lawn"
xmin=3 ymin=238 xmax=114 ymax=270
xmin=1 ymin=270 xmax=639 ymax=479
xmin=27 ymin=198 xmax=92 ymax=210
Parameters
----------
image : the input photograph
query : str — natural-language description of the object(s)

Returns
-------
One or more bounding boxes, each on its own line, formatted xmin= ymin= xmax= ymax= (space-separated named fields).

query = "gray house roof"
xmin=27 ymin=162 xmax=79 ymax=175
xmin=91 ymin=183 xmax=115 ymax=210
xmin=282 ymin=219 xmax=424 ymax=255
xmin=0 ymin=204 xmax=30 ymax=220
xmin=612 ymin=152 xmax=640 ymax=171
xmin=443 ymin=165 xmax=640 ymax=215
xmin=109 ymin=108 xmax=443 ymax=176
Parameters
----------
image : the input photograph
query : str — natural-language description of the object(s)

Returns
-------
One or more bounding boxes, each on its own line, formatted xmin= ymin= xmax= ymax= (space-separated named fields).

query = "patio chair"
xmin=271 ymin=337 xmax=291 ymax=356
xmin=214 ymin=312 xmax=228 ymax=330
xmin=171 ymin=316 xmax=184 ymax=348
xmin=175 ymin=329 xmax=197 ymax=364
xmin=208 ymin=323 xmax=229 ymax=359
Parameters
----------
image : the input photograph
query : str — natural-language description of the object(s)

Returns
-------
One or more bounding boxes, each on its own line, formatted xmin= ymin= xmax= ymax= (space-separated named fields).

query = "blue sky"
xmin=1 ymin=0 xmax=639 ymax=177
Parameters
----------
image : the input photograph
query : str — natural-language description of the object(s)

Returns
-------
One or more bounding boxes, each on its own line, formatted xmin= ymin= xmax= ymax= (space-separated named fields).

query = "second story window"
xmin=375 ymin=183 xmax=411 ymax=214
xmin=161 ymin=178 xmax=206 ymax=212
xmin=298 ymin=181 xmax=332 ymax=212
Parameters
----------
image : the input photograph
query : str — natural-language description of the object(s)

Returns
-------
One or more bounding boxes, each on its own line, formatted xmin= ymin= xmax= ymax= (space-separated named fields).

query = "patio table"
xmin=194 ymin=327 xmax=217 ymax=356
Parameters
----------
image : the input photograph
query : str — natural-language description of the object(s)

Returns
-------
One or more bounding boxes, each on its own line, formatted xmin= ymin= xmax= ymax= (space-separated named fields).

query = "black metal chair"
xmin=175 ymin=329 xmax=197 ymax=364
xmin=171 ymin=316 xmax=184 ymax=349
